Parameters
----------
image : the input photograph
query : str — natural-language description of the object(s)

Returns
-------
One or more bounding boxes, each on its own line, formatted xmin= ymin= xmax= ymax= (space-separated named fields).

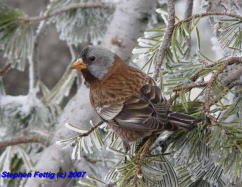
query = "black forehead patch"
xmin=81 ymin=47 xmax=89 ymax=61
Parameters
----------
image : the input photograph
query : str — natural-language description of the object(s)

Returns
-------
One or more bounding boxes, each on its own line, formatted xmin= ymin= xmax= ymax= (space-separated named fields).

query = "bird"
xmin=71 ymin=46 xmax=199 ymax=146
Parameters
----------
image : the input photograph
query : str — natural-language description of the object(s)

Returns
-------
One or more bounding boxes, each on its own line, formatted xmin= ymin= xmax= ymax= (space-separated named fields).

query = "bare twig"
xmin=173 ymin=81 xmax=208 ymax=91
xmin=78 ymin=121 xmax=103 ymax=138
xmin=0 ymin=63 xmax=11 ymax=76
xmin=153 ymin=0 xmax=175 ymax=81
xmin=0 ymin=135 xmax=49 ymax=149
xmin=20 ymin=2 xmax=114 ymax=23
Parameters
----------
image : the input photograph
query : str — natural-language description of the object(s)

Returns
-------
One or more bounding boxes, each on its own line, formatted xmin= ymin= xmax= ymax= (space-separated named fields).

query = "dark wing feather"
xmin=96 ymin=104 xmax=123 ymax=121
xmin=113 ymin=84 xmax=169 ymax=131
xmin=95 ymin=83 xmax=198 ymax=132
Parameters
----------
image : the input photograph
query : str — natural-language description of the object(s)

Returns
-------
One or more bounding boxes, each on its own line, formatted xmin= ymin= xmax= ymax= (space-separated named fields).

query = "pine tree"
xmin=0 ymin=0 xmax=242 ymax=186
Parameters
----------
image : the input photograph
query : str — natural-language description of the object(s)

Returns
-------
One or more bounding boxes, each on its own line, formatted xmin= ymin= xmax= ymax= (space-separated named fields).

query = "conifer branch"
xmin=153 ymin=8 xmax=242 ymax=82
xmin=173 ymin=57 xmax=242 ymax=92
xmin=20 ymin=2 xmax=114 ymax=23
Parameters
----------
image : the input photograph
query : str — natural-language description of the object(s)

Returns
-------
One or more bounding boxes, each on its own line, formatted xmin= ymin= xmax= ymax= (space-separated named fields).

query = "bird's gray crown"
xmin=81 ymin=46 xmax=115 ymax=79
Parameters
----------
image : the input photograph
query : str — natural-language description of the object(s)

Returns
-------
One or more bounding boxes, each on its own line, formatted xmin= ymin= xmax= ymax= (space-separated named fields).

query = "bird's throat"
xmin=81 ymin=69 xmax=98 ymax=84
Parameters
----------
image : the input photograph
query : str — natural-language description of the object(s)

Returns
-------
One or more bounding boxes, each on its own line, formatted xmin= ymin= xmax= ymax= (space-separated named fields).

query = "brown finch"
xmin=72 ymin=46 xmax=198 ymax=145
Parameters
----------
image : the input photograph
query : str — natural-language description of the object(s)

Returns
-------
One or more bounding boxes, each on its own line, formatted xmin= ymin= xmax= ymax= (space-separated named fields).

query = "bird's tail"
xmin=167 ymin=111 xmax=200 ymax=130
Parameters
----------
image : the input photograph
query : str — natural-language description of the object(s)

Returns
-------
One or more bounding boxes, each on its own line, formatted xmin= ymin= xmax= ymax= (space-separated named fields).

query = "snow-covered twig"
xmin=173 ymin=81 xmax=208 ymax=91
xmin=0 ymin=135 xmax=49 ymax=148
xmin=28 ymin=8 xmax=50 ymax=93
xmin=21 ymin=2 xmax=114 ymax=23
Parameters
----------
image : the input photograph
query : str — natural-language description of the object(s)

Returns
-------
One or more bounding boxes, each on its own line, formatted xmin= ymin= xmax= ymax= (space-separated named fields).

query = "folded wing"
xmin=96 ymin=84 xmax=170 ymax=131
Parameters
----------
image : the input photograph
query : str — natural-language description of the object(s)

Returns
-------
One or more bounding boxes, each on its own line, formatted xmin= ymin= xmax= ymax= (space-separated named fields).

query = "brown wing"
xmin=95 ymin=83 xmax=169 ymax=131
xmin=113 ymin=84 xmax=169 ymax=131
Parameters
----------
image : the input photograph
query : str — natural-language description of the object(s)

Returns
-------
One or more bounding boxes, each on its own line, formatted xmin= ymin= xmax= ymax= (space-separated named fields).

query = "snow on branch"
xmin=20 ymin=2 xmax=115 ymax=23
xmin=0 ymin=135 xmax=49 ymax=148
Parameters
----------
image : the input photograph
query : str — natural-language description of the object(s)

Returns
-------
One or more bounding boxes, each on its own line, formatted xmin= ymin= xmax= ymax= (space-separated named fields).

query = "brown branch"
xmin=204 ymin=61 xmax=230 ymax=115
xmin=0 ymin=135 xmax=49 ymax=149
xmin=0 ymin=63 xmax=11 ymax=76
xmin=133 ymin=136 xmax=155 ymax=185
xmin=176 ymin=11 xmax=242 ymax=26
xmin=173 ymin=81 xmax=208 ymax=91
xmin=191 ymin=56 xmax=242 ymax=81
xmin=153 ymin=0 xmax=175 ymax=81
xmin=20 ymin=2 xmax=114 ymax=23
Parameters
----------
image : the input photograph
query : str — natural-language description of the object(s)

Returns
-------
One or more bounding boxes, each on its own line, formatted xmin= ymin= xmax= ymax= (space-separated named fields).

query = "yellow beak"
xmin=71 ymin=59 xmax=87 ymax=70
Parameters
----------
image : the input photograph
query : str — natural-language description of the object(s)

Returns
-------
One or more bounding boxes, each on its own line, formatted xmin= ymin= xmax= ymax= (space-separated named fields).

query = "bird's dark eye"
xmin=88 ymin=56 xmax=96 ymax=62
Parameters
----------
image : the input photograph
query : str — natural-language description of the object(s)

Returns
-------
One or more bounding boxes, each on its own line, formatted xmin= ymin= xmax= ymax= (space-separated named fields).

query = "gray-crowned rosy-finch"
xmin=72 ymin=46 xmax=199 ymax=145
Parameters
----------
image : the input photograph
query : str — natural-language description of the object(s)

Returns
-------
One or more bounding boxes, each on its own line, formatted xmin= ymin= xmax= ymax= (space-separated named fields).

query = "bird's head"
xmin=71 ymin=46 xmax=117 ymax=82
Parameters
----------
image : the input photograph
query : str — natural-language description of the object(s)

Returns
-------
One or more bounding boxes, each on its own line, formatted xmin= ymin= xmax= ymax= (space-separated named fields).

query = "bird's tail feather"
xmin=167 ymin=111 xmax=200 ymax=130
